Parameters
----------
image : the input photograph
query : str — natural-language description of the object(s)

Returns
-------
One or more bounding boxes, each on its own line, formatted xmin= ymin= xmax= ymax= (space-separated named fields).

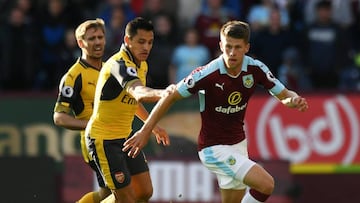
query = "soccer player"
xmin=53 ymin=19 xmax=111 ymax=202
xmin=123 ymin=20 xmax=309 ymax=203
xmin=85 ymin=17 xmax=171 ymax=203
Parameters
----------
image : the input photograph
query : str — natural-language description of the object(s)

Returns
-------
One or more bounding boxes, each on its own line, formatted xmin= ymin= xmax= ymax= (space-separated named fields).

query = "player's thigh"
xmin=130 ymin=171 xmax=153 ymax=199
xmin=243 ymin=163 xmax=274 ymax=194
xmin=220 ymin=188 xmax=246 ymax=203
xmin=112 ymin=185 xmax=136 ymax=203
xmin=91 ymin=138 xmax=132 ymax=190
xmin=126 ymin=151 xmax=153 ymax=199
xmin=88 ymin=160 xmax=107 ymax=188
xmin=198 ymin=140 xmax=255 ymax=189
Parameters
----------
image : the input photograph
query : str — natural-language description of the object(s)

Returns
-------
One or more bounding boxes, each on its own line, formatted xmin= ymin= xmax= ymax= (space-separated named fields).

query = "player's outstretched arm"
xmin=135 ymin=103 xmax=170 ymax=146
xmin=123 ymin=87 xmax=182 ymax=158
xmin=275 ymin=88 xmax=309 ymax=112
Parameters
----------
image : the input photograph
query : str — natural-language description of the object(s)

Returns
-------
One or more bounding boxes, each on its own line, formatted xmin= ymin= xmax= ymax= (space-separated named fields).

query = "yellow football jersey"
xmin=88 ymin=44 xmax=148 ymax=139
xmin=54 ymin=58 xmax=101 ymax=162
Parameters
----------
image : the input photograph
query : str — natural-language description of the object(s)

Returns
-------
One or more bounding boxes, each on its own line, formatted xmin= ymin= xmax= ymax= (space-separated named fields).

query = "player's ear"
xmin=245 ymin=43 xmax=250 ymax=53
xmin=77 ymin=39 xmax=84 ymax=48
xmin=219 ymin=41 xmax=224 ymax=52
xmin=124 ymin=35 xmax=129 ymax=46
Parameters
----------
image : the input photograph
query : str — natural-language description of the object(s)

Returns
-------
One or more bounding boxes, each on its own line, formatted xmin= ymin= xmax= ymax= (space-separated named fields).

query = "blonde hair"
xmin=75 ymin=18 xmax=105 ymax=40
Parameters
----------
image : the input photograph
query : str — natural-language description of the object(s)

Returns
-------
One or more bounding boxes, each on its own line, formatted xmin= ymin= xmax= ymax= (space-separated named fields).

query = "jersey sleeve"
xmin=177 ymin=66 xmax=205 ymax=97
xmin=255 ymin=60 xmax=285 ymax=95
xmin=53 ymin=71 xmax=81 ymax=114
xmin=109 ymin=59 xmax=140 ymax=88
xmin=177 ymin=76 xmax=194 ymax=97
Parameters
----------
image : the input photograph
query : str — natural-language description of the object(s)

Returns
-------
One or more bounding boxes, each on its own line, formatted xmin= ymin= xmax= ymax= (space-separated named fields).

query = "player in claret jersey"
xmin=123 ymin=20 xmax=308 ymax=203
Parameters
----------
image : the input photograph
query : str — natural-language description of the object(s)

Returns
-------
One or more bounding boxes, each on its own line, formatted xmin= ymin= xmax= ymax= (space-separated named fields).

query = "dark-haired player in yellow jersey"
xmin=53 ymin=19 xmax=112 ymax=202
xmin=85 ymin=17 xmax=172 ymax=203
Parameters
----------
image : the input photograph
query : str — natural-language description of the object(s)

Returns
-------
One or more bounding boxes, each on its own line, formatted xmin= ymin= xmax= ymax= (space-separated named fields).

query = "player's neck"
xmin=83 ymin=56 xmax=102 ymax=70
xmin=226 ymin=66 xmax=241 ymax=76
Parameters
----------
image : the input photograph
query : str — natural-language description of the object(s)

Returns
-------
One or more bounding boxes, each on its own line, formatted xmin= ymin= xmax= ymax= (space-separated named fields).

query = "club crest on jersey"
xmin=226 ymin=156 xmax=236 ymax=166
xmin=61 ymin=86 xmax=74 ymax=97
xmin=127 ymin=67 xmax=138 ymax=77
xmin=242 ymin=74 xmax=254 ymax=88
xmin=184 ymin=75 xmax=195 ymax=88
xmin=114 ymin=171 xmax=125 ymax=183
xmin=266 ymin=71 xmax=276 ymax=82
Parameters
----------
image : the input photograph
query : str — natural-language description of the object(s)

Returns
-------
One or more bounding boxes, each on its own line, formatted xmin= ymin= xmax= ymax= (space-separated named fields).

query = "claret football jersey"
xmin=177 ymin=55 xmax=285 ymax=150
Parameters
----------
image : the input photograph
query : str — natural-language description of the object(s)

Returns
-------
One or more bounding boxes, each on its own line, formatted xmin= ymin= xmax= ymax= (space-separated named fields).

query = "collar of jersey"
xmin=218 ymin=55 xmax=250 ymax=74
xmin=78 ymin=58 xmax=100 ymax=70
xmin=120 ymin=43 xmax=136 ymax=65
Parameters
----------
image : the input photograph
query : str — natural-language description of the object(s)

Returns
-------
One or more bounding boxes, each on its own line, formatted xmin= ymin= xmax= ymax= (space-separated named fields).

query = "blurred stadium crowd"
xmin=0 ymin=0 xmax=359 ymax=92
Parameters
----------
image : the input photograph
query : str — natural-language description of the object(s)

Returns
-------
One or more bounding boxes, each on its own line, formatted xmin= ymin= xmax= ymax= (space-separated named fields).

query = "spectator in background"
xmin=35 ymin=0 xmax=74 ymax=90
xmin=201 ymin=0 xmax=242 ymax=19
xmin=176 ymin=0 xmax=202 ymax=30
xmin=58 ymin=28 xmax=81 ymax=71
xmin=169 ymin=27 xmax=211 ymax=83
xmin=0 ymin=6 xmax=39 ymax=90
xmin=96 ymin=0 xmax=135 ymax=26
xmin=304 ymin=0 xmax=354 ymax=68
xmin=304 ymin=0 xmax=354 ymax=29
xmin=278 ymin=47 xmax=312 ymax=91
xmin=300 ymin=0 xmax=348 ymax=89
xmin=140 ymin=0 xmax=178 ymax=24
xmin=146 ymin=13 xmax=177 ymax=88
xmin=129 ymin=0 xmax=144 ymax=16
xmin=104 ymin=5 xmax=127 ymax=59
xmin=65 ymin=0 xmax=100 ymax=20
xmin=247 ymin=0 xmax=290 ymax=34
xmin=14 ymin=0 xmax=37 ymax=24
xmin=286 ymin=0 xmax=307 ymax=33
xmin=250 ymin=6 xmax=294 ymax=76
xmin=194 ymin=0 xmax=236 ymax=58
xmin=338 ymin=49 xmax=360 ymax=91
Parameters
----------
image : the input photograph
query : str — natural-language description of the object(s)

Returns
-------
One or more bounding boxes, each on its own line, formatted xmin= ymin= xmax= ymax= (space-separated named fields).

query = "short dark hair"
xmin=125 ymin=17 xmax=154 ymax=39
xmin=220 ymin=20 xmax=250 ymax=43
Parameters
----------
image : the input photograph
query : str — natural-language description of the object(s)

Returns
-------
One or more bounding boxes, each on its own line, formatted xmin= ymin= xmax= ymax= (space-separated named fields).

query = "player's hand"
xmin=152 ymin=125 xmax=171 ymax=146
xmin=292 ymin=96 xmax=308 ymax=112
xmin=162 ymin=84 xmax=177 ymax=97
xmin=122 ymin=130 xmax=151 ymax=158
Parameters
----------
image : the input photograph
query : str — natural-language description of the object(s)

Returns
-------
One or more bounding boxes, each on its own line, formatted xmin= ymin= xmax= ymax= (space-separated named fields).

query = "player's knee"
xmin=261 ymin=175 xmax=275 ymax=195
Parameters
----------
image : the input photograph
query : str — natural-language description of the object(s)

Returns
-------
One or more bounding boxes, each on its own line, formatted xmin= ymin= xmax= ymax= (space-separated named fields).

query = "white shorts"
xmin=198 ymin=139 xmax=256 ymax=190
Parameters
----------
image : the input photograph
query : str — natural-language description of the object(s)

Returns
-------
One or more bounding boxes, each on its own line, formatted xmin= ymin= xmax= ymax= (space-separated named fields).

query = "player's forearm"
xmin=276 ymin=89 xmax=299 ymax=108
xmin=130 ymin=85 xmax=163 ymax=103
xmin=140 ymin=92 xmax=177 ymax=134
xmin=135 ymin=103 xmax=149 ymax=122
xmin=53 ymin=112 xmax=87 ymax=130
xmin=275 ymin=88 xmax=308 ymax=111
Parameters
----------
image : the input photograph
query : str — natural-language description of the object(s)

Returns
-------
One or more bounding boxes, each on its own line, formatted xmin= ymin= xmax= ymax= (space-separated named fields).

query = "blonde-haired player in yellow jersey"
xmin=53 ymin=19 xmax=112 ymax=202
xmin=85 ymin=17 xmax=172 ymax=203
